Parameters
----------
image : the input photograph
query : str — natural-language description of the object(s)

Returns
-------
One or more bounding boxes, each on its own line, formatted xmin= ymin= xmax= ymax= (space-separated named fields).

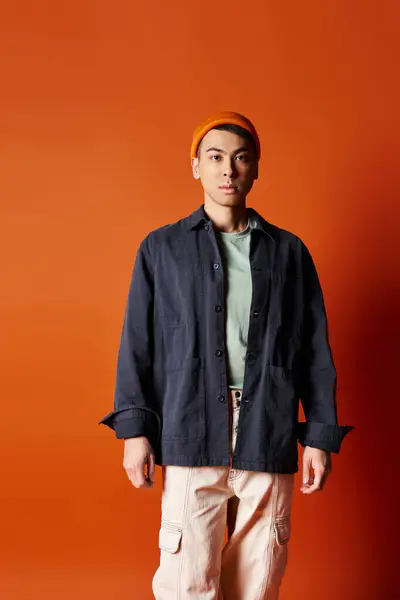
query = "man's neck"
xmin=203 ymin=200 xmax=249 ymax=233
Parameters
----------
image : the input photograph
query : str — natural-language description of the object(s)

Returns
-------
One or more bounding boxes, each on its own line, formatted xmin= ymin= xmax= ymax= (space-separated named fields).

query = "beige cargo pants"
xmin=152 ymin=388 xmax=295 ymax=599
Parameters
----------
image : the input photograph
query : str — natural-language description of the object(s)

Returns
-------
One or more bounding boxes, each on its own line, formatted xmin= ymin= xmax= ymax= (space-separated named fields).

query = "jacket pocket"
xmin=161 ymin=356 xmax=206 ymax=441
xmin=158 ymin=520 xmax=183 ymax=553
xmin=266 ymin=366 xmax=296 ymax=411
xmin=274 ymin=514 xmax=291 ymax=545
xmin=266 ymin=365 xmax=293 ymax=383
xmin=265 ymin=367 xmax=298 ymax=451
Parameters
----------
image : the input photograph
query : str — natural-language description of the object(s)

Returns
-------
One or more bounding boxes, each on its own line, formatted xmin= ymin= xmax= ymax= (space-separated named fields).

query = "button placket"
xmin=206 ymin=221 xmax=231 ymax=454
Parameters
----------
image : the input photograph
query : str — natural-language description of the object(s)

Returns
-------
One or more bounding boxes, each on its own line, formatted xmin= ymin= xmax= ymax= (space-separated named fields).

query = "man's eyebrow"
xmin=205 ymin=146 xmax=250 ymax=154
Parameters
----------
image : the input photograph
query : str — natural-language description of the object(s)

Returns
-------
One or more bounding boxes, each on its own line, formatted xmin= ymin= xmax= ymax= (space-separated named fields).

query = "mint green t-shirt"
xmin=215 ymin=215 xmax=257 ymax=389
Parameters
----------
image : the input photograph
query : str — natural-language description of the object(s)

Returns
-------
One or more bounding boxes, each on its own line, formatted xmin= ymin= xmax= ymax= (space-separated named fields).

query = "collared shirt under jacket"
xmin=98 ymin=204 xmax=354 ymax=473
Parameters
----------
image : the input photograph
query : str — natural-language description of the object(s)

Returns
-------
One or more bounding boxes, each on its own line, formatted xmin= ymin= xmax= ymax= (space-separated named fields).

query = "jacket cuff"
xmin=297 ymin=421 xmax=354 ymax=454
xmin=98 ymin=407 xmax=160 ymax=441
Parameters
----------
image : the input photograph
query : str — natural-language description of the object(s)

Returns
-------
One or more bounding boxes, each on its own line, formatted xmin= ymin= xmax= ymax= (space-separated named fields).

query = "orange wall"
xmin=1 ymin=1 xmax=399 ymax=598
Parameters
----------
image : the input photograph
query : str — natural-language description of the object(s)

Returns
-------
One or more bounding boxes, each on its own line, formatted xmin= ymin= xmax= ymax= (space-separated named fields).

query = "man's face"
xmin=191 ymin=128 xmax=258 ymax=207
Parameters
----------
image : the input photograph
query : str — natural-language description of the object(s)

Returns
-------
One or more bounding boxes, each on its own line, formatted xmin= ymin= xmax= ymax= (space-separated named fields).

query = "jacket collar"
xmin=186 ymin=203 xmax=277 ymax=243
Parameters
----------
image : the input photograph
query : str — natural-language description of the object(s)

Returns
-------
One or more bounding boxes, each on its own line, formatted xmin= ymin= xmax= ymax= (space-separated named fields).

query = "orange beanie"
xmin=190 ymin=110 xmax=261 ymax=160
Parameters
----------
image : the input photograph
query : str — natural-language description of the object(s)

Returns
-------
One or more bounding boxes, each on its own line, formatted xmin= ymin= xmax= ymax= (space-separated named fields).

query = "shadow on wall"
xmin=337 ymin=130 xmax=399 ymax=598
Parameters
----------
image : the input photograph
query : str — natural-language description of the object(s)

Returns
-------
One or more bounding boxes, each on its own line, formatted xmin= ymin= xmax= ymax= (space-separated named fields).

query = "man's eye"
xmin=210 ymin=155 xmax=248 ymax=161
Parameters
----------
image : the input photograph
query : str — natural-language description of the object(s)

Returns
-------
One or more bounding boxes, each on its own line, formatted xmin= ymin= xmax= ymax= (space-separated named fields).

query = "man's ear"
xmin=192 ymin=157 xmax=200 ymax=180
xmin=253 ymin=161 xmax=259 ymax=180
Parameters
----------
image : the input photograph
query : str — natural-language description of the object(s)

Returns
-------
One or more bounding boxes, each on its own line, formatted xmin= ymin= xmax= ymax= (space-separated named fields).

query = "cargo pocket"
xmin=152 ymin=520 xmax=184 ymax=596
xmin=265 ymin=515 xmax=291 ymax=595
xmin=158 ymin=519 xmax=183 ymax=553
xmin=273 ymin=514 xmax=291 ymax=545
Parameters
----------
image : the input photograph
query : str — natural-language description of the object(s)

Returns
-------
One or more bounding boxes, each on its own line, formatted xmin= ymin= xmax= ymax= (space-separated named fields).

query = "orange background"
xmin=1 ymin=1 xmax=399 ymax=599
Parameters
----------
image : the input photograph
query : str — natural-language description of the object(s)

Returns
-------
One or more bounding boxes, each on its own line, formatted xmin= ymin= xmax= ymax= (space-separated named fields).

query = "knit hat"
xmin=190 ymin=111 xmax=261 ymax=161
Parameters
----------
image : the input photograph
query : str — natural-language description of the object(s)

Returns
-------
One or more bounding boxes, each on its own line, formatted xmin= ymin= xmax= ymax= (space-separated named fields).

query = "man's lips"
xmin=219 ymin=185 xmax=237 ymax=189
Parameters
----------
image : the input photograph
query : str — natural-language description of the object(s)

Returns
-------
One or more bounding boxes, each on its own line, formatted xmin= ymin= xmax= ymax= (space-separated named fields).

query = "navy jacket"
xmin=98 ymin=204 xmax=354 ymax=473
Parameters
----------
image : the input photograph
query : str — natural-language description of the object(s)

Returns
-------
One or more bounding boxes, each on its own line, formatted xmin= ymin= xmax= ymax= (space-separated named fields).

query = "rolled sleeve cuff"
xmin=297 ymin=421 xmax=354 ymax=454
xmin=98 ymin=407 xmax=161 ymax=441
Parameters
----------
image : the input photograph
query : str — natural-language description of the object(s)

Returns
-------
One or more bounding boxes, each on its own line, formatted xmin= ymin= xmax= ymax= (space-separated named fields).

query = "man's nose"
xmin=223 ymin=160 xmax=236 ymax=176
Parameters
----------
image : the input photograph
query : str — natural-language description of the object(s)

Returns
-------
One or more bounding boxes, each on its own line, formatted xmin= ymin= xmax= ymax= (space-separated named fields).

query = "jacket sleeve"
xmin=98 ymin=233 xmax=161 ymax=443
xmin=294 ymin=239 xmax=354 ymax=453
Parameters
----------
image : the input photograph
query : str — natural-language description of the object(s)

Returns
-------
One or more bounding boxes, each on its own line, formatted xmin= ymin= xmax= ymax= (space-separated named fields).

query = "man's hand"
xmin=300 ymin=446 xmax=332 ymax=494
xmin=123 ymin=436 xmax=156 ymax=489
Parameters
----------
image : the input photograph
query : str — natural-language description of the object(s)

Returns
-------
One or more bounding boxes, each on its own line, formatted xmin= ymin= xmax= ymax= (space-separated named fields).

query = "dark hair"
xmin=197 ymin=123 xmax=257 ymax=159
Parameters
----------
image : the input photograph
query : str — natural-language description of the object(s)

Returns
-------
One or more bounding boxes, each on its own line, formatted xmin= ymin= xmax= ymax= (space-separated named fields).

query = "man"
xmin=99 ymin=111 xmax=354 ymax=599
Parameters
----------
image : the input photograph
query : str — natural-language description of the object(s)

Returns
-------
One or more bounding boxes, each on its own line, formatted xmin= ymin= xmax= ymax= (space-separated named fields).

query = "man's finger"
xmin=302 ymin=456 xmax=312 ymax=486
xmin=135 ymin=463 xmax=151 ymax=488
xmin=302 ymin=466 xmax=324 ymax=494
xmin=148 ymin=453 xmax=156 ymax=484
xmin=318 ymin=466 xmax=331 ymax=490
xmin=127 ymin=464 xmax=147 ymax=488
xmin=125 ymin=467 xmax=138 ymax=488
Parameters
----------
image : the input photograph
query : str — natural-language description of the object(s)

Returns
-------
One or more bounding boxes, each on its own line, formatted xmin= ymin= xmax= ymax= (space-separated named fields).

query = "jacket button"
xmin=204 ymin=222 xmax=209 ymax=230
xmin=243 ymin=397 xmax=250 ymax=403
xmin=213 ymin=262 xmax=220 ymax=270
xmin=215 ymin=349 xmax=223 ymax=357
xmin=247 ymin=352 xmax=256 ymax=360
xmin=215 ymin=305 xmax=222 ymax=312
xmin=253 ymin=310 xmax=260 ymax=317
xmin=218 ymin=395 xmax=226 ymax=403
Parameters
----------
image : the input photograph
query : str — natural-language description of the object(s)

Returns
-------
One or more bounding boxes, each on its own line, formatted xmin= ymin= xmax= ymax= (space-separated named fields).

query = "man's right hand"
xmin=123 ymin=436 xmax=156 ymax=489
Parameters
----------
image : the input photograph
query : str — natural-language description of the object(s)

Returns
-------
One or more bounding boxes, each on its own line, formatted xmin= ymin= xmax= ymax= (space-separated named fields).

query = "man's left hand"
xmin=300 ymin=446 xmax=332 ymax=494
